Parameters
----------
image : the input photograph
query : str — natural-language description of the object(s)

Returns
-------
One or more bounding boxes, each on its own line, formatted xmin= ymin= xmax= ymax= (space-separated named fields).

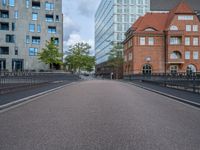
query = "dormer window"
xmin=170 ymin=25 xmax=178 ymax=31
xmin=144 ymin=28 xmax=156 ymax=31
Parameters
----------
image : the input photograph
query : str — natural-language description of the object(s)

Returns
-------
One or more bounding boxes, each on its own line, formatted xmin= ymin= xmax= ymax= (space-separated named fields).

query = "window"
xmin=51 ymin=37 xmax=59 ymax=45
xmin=193 ymin=37 xmax=199 ymax=46
xmin=46 ymin=14 xmax=53 ymax=22
xmin=178 ymin=15 xmax=193 ymax=20
xmin=55 ymin=15 xmax=59 ymax=22
xmin=32 ymin=36 xmax=40 ymax=44
xmin=0 ymin=10 xmax=9 ymax=18
xmin=170 ymin=51 xmax=181 ymax=59
xmin=2 ymin=0 xmax=6 ymax=6
xmin=0 ymin=47 xmax=9 ymax=55
xmin=117 ymin=15 xmax=122 ymax=22
xmin=124 ymin=55 xmax=127 ymax=62
xmin=143 ymin=64 xmax=152 ymax=75
xmin=185 ymin=51 xmax=190 ymax=60
xmin=124 ymin=15 xmax=129 ymax=22
xmin=0 ymin=59 xmax=6 ymax=71
xmin=170 ymin=65 xmax=178 ymax=74
xmin=29 ymin=24 xmax=35 ymax=32
xmin=37 ymin=25 xmax=41 ymax=32
xmin=187 ymin=65 xmax=196 ymax=75
xmin=148 ymin=37 xmax=154 ymax=45
xmin=140 ymin=37 xmax=145 ymax=45
xmin=26 ymin=35 xmax=30 ymax=44
xmin=170 ymin=25 xmax=178 ymax=31
xmin=45 ymin=2 xmax=54 ymax=10
xmin=128 ymin=40 xmax=132 ymax=47
xmin=117 ymin=24 xmax=122 ymax=31
xmin=117 ymin=0 xmax=122 ymax=3
xmin=26 ymin=0 xmax=29 ymax=8
xmin=138 ymin=0 xmax=143 ymax=5
xmin=193 ymin=51 xmax=198 ymax=60
xmin=12 ymin=22 xmax=15 ymax=31
xmin=48 ymin=26 xmax=56 ymax=33
xmin=193 ymin=25 xmax=198 ymax=32
xmin=9 ymin=0 xmax=14 ymax=6
xmin=32 ymin=1 xmax=40 ymax=9
xmin=128 ymin=52 xmax=132 ymax=61
xmin=186 ymin=25 xmax=191 ymax=31
xmin=170 ymin=37 xmax=181 ymax=45
xmin=32 ymin=13 xmax=38 ymax=20
xmin=6 ymin=34 xmax=15 ymax=43
xmin=0 ymin=22 xmax=9 ymax=30
xmin=15 ymin=46 xmax=18 ymax=55
xmin=185 ymin=37 xmax=190 ymax=45
xmin=14 ymin=11 xmax=18 ymax=19
xmin=29 ymin=48 xmax=38 ymax=56
xmin=138 ymin=6 xmax=143 ymax=14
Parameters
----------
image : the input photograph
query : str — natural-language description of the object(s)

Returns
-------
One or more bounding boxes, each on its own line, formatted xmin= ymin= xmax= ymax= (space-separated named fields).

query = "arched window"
xmin=144 ymin=28 xmax=156 ymax=31
xmin=142 ymin=64 xmax=152 ymax=75
xmin=187 ymin=64 xmax=196 ymax=75
xmin=170 ymin=25 xmax=178 ymax=31
xmin=170 ymin=51 xmax=182 ymax=59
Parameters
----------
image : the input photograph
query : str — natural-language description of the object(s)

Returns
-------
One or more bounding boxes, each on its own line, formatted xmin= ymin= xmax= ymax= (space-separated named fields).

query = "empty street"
xmin=0 ymin=80 xmax=200 ymax=150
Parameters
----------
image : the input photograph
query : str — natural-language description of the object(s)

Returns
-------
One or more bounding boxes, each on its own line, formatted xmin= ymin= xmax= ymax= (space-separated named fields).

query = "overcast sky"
xmin=62 ymin=0 xmax=101 ymax=55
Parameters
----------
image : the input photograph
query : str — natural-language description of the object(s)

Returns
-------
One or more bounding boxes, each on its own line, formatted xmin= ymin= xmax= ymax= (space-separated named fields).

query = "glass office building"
xmin=95 ymin=0 xmax=150 ymax=65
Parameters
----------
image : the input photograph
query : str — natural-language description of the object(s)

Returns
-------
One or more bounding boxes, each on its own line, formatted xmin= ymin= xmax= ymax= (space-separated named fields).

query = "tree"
xmin=107 ymin=43 xmax=124 ymax=79
xmin=38 ymin=38 xmax=63 ymax=69
xmin=65 ymin=42 xmax=95 ymax=73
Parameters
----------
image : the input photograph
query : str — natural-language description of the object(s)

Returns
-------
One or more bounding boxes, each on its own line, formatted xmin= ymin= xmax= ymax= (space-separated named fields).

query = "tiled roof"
xmin=132 ymin=1 xmax=195 ymax=33
xmin=150 ymin=0 xmax=200 ymax=11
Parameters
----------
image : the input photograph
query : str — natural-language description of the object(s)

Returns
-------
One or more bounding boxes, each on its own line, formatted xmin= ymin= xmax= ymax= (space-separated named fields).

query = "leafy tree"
xmin=65 ymin=42 xmax=95 ymax=73
xmin=107 ymin=43 xmax=124 ymax=79
xmin=38 ymin=38 xmax=63 ymax=69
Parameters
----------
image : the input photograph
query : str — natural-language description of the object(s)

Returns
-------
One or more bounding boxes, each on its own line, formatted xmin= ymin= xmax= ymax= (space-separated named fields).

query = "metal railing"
xmin=124 ymin=73 xmax=200 ymax=94
xmin=0 ymin=71 xmax=79 ymax=94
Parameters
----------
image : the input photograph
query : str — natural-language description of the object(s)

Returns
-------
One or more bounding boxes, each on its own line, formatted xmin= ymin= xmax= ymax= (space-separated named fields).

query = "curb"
xmin=124 ymin=81 xmax=200 ymax=108
xmin=0 ymin=82 xmax=77 ymax=113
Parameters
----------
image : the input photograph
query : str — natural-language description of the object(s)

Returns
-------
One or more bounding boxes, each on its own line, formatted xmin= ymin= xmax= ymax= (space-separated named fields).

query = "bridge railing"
xmin=124 ymin=73 xmax=200 ymax=94
xmin=0 ymin=71 xmax=79 ymax=94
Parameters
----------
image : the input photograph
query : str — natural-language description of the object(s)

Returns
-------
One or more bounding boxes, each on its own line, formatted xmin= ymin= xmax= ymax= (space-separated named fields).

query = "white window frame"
xmin=193 ymin=51 xmax=199 ymax=60
xmin=193 ymin=37 xmax=199 ymax=46
xmin=185 ymin=51 xmax=190 ymax=60
xmin=140 ymin=37 xmax=145 ymax=45
xmin=185 ymin=37 xmax=190 ymax=46
xmin=148 ymin=37 xmax=154 ymax=45
xmin=193 ymin=25 xmax=198 ymax=32
xmin=186 ymin=25 xmax=191 ymax=32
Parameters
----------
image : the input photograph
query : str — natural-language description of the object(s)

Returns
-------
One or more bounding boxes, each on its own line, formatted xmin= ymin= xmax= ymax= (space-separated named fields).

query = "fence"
xmin=124 ymin=73 xmax=200 ymax=94
xmin=0 ymin=71 xmax=79 ymax=94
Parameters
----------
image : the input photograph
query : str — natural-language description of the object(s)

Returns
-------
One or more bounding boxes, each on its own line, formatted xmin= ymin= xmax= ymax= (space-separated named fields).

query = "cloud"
xmin=77 ymin=0 xmax=101 ymax=17
xmin=63 ymin=33 xmax=95 ymax=56
xmin=63 ymin=15 xmax=80 ymax=41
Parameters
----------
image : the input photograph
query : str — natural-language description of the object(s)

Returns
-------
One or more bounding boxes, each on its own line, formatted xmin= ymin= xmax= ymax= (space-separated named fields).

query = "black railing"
xmin=124 ymin=73 xmax=200 ymax=94
xmin=0 ymin=71 xmax=79 ymax=94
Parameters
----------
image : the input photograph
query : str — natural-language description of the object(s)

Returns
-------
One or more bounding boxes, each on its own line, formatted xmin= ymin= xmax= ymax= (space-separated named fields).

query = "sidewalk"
xmin=125 ymin=80 xmax=200 ymax=107
xmin=0 ymin=80 xmax=79 ymax=107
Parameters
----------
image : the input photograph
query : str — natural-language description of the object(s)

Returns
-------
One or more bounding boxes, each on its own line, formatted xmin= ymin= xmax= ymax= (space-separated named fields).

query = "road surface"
xmin=0 ymin=80 xmax=200 ymax=150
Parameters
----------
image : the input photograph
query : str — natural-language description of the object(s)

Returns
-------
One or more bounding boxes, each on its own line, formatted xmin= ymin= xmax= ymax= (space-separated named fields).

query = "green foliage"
xmin=65 ymin=42 xmax=95 ymax=73
xmin=107 ymin=43 xmax=124 ymax=68
xmin=38 ymin=38 xmax=63 ymax=69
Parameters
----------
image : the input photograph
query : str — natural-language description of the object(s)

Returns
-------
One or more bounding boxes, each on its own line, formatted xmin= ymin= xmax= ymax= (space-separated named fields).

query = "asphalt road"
xmin=0 ymin=80 xmax=200 ymax=150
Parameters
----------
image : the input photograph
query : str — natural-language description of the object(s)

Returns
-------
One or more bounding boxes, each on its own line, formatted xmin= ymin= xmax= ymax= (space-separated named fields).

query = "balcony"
xmin=167 ymin=51 xmax=184 ymax=64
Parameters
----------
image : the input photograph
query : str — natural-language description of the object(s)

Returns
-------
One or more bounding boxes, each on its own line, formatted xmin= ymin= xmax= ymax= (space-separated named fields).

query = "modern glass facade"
xmin=95 ymin=0 xmax=150 ymax=65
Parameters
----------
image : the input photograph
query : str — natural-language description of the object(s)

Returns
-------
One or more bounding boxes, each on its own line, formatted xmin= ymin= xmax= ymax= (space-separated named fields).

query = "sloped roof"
xmin=132 ymin=1 xmax=196 ymax=33
xmin=151 ymin=0 xmax=200 ymax=11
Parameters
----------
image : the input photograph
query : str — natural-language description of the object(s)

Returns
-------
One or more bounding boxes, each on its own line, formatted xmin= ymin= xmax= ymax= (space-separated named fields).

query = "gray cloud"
xmin=63 ymin=15 xmax=80 ymax=41
xmin=77 ymin=0 xmax=101 ymax=17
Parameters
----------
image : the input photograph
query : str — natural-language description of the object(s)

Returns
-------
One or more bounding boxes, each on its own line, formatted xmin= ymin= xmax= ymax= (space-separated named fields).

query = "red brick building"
xmin=123 ymin=2 xmax=200 ymax=75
